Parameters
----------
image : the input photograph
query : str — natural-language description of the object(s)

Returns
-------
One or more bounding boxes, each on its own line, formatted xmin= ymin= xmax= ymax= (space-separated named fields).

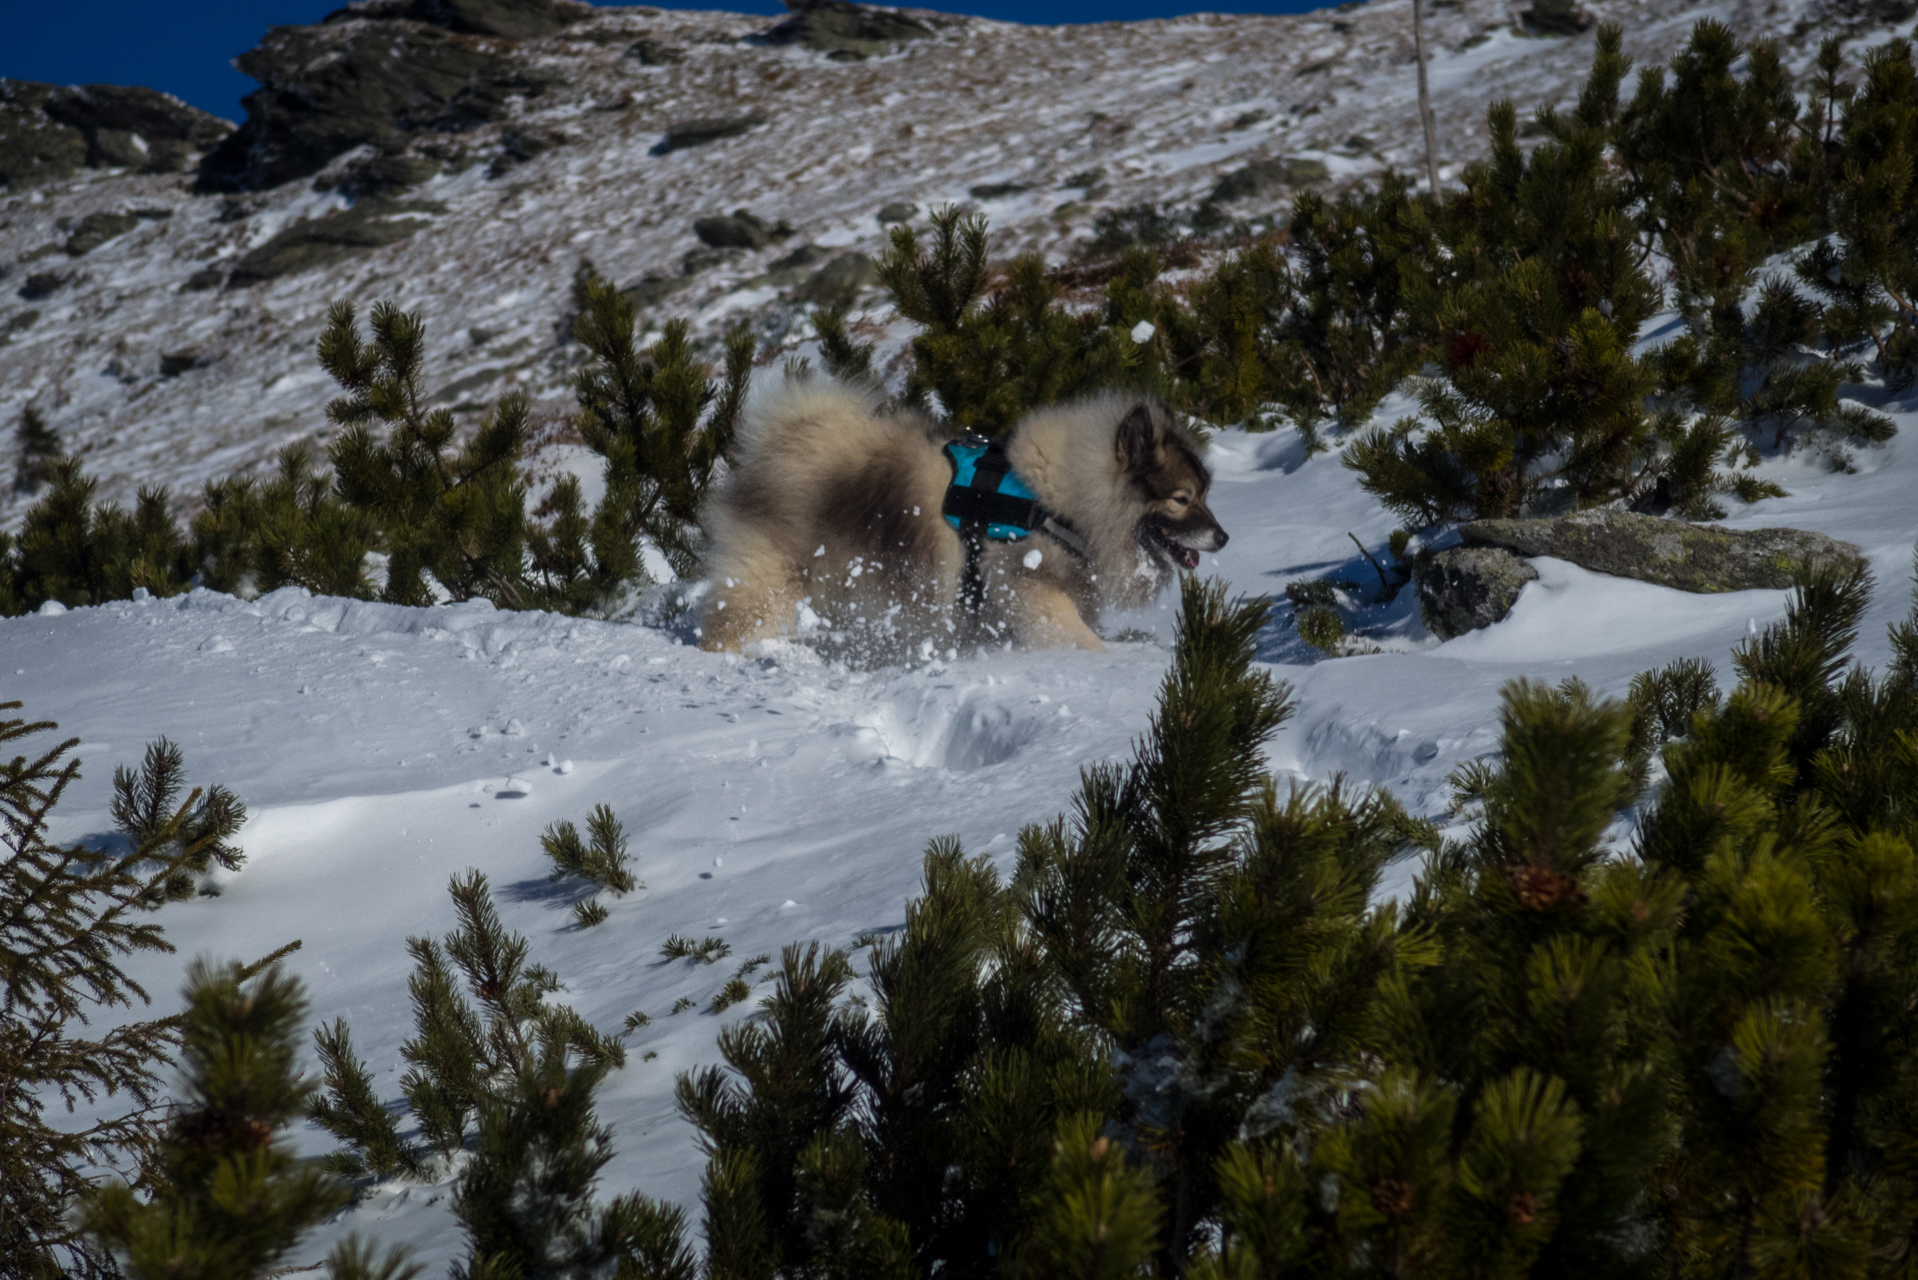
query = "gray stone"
xmin=226 ymin=201 xmax=439 ymax=285
xmin=625 ymin=39 xmax=686 ymax=65
xmin=694 ymin=210 xmax=780 ymax=249
xmin=1457 ymin=508 xmax=1864 ymax=594
xmin=1209 ymin=156 xmax=1330 ymax=203
xmin=20 ymin=270 xmax=67 ymax=300
xmin=968 ymin=181 xmax=1033 ymax=200
xmin=659 ymin=114 xmax=767 ymax=153
xmin=770 ymin=243 xmax=833 ymax=271
xmin=1417 ymin=545 xmax=1539 ymax=640
xmin=1522 ymin=0 xmax=1593 ymax=33
xmin=2 ymin=310 xmax=41 ymax=343
xmin=876 ymin=200 xmax=918 ymax=224
xmin=182 ymin=267 xmax=226 ymax=292
xmin=65 ymin=212 xmax=142 ymax=257
xmin=320 ymin=151 xmax=441 ymax=196
xmin=765 ymin=0 xmax=939 ymax=59
xmin=794 ymin=252 xmax=878 ymax=306
xmin=198 ymin=22 xmax=538 ymax=191
xmin=159 ymin=350 xmax=206 ymax=378
xmin=623 ymin=274 xmax=689 ymax=309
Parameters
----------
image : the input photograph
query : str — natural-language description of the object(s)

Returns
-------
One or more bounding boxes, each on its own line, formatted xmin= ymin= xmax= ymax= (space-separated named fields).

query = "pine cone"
xmin=1507 ymin=863 xmax=1588 ymax=910
xmin=1370 ymin=1174 xmax=1415 ymax=1217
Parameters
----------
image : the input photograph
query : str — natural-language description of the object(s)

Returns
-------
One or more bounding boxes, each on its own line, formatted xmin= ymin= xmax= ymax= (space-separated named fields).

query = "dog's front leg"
xmin=1013 ymin=581 xmax=1106 ymax=652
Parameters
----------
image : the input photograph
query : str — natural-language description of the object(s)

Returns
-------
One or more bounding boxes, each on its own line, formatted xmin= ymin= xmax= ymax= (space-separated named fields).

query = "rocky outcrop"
xmin=1417 ymin=545 xmax=1539 ymax=641
xmin=325 ymin=0 xmax=589 ymax=39
xmin=196 ymin=21 xmax=552 ymax=191
xmin=764 ymin=0 xmax=943 ymax=60
xmin=1457 ymin=508 xmax=1864 ymax=594
xmin=64 ymin=212 xmax=142 ymax=257
xmin=2 ymin=79 xmax=231 ymax=190
xmin=224 ymin=202 xmax=441 ymax=286
xmin=659 ymin=115 xmax=769 ymax=153
xmin=1209 ymin=156 xmax=1330 ymax=203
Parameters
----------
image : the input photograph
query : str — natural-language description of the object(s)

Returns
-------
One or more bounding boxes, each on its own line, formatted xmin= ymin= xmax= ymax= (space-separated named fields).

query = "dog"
xmin=698 ymin=377 xmax=1227 ymax=659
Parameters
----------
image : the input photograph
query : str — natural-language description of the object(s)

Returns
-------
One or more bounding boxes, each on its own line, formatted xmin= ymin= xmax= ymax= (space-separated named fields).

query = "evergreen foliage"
xmin=570 ymin=275 xmax=754 ymax=583
xmin=83 ymin=961 xmax=349 ymax=1278
xmin=542 ymin=803 xmax=639 ymax=929
xmin=12 ymin=404 xmax=61 ymax=496
xmin=1 ymin=705 xmax=254 ymax=1279
xmin=310 ymin=1017 xmax=415 ymax=1181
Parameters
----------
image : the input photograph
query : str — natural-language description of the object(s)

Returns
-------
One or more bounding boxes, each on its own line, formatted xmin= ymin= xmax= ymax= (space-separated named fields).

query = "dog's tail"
xmin=732 ymin=373 xmax=889 ymax=473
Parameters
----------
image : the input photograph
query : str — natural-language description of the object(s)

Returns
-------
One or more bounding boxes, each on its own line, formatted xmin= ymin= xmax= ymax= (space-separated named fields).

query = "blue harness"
xmin=941 ymin=436 xmax=1083 ymax=617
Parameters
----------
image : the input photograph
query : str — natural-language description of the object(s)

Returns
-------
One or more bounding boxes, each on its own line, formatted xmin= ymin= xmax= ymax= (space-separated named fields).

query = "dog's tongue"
xmin=1178 ymin=546 xmax=1201 ymax=570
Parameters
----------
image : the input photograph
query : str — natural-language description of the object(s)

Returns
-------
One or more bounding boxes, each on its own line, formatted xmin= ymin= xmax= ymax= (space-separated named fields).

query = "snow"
xmin=11 ymin=378 xmax=1917 ymax=1267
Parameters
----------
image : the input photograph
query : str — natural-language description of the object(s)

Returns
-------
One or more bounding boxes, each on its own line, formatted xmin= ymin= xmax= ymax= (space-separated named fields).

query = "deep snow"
xmin=9 ymin=381 xmax=1917 ymax=1266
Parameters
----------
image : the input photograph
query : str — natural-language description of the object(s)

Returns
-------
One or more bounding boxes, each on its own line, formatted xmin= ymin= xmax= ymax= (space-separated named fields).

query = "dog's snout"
xmin=1210 ymin=528 xmax=1229 ymax=551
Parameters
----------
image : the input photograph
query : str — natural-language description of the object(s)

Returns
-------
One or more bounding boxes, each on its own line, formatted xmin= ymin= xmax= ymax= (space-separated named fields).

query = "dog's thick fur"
xmin=698 ymin=378 xmax=1227 ymax=658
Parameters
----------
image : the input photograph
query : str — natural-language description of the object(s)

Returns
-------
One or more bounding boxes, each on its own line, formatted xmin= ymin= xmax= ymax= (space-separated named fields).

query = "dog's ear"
xmin=1115 ymin=403 xmax=1160 ymax=473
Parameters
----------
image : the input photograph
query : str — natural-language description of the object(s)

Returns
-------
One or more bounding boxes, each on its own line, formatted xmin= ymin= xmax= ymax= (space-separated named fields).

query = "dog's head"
xmin=1115 ymin=401 xmax=1228 ymax=573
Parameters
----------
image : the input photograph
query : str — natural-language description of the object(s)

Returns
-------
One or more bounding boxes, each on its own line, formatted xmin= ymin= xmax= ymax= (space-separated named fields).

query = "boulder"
xmin=968 ymin=181 xmax=1033 ymax=200
xmin=1457 ymin=508 xmax=1864 ymax=594
xmin=1209 ymin=156 xmax=1330 ymax=203
xmin=225 ymin=201 xmax=439 ymax=285
xmin=318 ymin=150 xmax=442 ymax=196
xmin=1417 ymin=545 xmax=1539 ymax=641
xmin=876 ymin=200 xmax=917 ymax=224
xmin=198 ymin=22 xmax=540 ymax=191
xmin=64 ymin=211 xmax=142 ymax=257
xmin=694 ymin=210 xmax=785 ymax=249
xmin=795 ymin=252 xmax=879 ymax=306
xmin=20 ymin=270 xmax=70 ymax=300
xmin=659 ymin=114 xmax=767 ymax=153
xmin=625 ymin=39 xmax=686 ymax=65
xmin=765 ymin=0 xmax=939 ymax=59
xmin=1521 ymin=0 xmax=1594 ymax=33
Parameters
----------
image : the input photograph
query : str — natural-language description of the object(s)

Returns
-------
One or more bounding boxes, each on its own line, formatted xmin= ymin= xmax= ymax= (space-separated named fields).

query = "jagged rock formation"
xmin=0 ymin=80 xmax=231 ymax=188
xmin=1417 ymin=545 xmax=1539 ymax=640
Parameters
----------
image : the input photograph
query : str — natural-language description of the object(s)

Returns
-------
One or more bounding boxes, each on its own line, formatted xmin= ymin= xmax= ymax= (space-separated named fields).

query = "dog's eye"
xmin=1171 ymin=492 xmax=1191 ymax=507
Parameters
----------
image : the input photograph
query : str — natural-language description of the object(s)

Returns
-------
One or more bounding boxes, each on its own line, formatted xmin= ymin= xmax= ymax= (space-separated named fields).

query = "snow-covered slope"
xmin=11 ymin=384 xmax=1915 ymax=1267
xmin=0 ymin=0 xmax=1893 ymax=520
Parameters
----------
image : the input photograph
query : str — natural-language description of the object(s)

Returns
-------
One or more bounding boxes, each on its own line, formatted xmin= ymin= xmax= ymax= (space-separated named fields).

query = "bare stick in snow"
xmin=1413 ymin=0 xmax=1442 ymax=198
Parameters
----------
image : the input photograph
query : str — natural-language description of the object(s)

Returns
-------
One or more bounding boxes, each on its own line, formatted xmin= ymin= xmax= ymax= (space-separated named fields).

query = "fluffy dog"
xmin=698 ymin=378 xmax=1227 ymax=659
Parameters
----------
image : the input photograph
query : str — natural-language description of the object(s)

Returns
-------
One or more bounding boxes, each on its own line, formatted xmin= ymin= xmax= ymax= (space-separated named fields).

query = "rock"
xmin=623 ymin=274 xmax=689 ymax=309
xmin=1061 ymin=167 xmax=1105 ymax=188
xmin=764 ymin=0 xmax=940 ymax=59
xmin=682 ymin=246 xmax=741 ymax=275
xmin=968 ymin=181 xmax=1033 ymax=200
xmin=625 ymin=38 xmax=686 ymax=65
xmin=159 ymin=350 xmax=207 ymax=377
xmin=198 ymin=22 xmax=540 ymax=191
xmin=327 ymin=0 xmax=580 ymax=38
xmin=42 ymin=83 xmax=233 ymax=173
xmin=318 ymin=150 xmax=441 ymax=196
xmin=2 ymin=310 xmax=41 ymax=343
xmin=488 ymin=128 xmax=566 ymax=177
xmin=1 ymin=81 xmax=88 ymax=189
xmin=1209 ymin=156 xmax=1330 ymax=203
xmin=1416 ymin=545 xmax=1539 ymax=640
xmin=65 ymin=212 xmax=142 ymax=257
xmin=20 ymin=270 xmax=69 ymax=300
xmin=226 ymin=201 xmax=439 ymax=285
xmin=1457 ymin=508 xmax=1864 ymax=594
xmin=182 ymin=267 xmax=226 ymax=292
xmin=876 ymin=200 xmax=918 ymax=223
xmin=694 ymin=210 xmax=784 ymax=249
xmin=659 ymin=114 xmax=767 ymax=153
xmin=794 ymin=252 xmax=878 ymax=306
xmin=769 ymin=243 xmax=833 ymax=271
xmin=1522 ymin=0 xmax=1594 ymax=33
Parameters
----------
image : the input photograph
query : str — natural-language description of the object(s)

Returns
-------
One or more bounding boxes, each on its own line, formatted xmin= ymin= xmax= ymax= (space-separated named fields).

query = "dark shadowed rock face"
xmin=764 ymin=0 xmax=941 ymax=59
xmin=325 ymin=0 xmax=586 ymax=39
xmin=1458 ymin=508 xmax=1864 ymax=594
xmin=1416 ymin=545 xmax=1539 ymax=641
xmin=2 ymin=79 xmax=231 ymax=189
xmin=197 ymin=21 xmax=550 ymax=191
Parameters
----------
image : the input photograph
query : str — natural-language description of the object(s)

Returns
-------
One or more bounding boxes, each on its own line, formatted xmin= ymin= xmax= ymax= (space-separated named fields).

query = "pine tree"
xmin=321 ymin=301 xmax=533 ymax=608
xmin=2 ymin=705 xmax=253 ymax=1278
xmin=309 ymin=1017 xmax=415 ymax=1180
xmin=111 ymin=736 xmax=247 ymax=902
xmin=571 ymin=279 xmax=754 ymax=585
xmin=876 ymin=206 xmax=1143 ymax=434
xmin=83 ymin=960 xmax=350 ymax=1278
xmin=11 ymin=404 xmax=61 ymax=496
xmin=192 ymin=444 xmax=378 ymax=601
xmin=542 ymin=804 xmax=639 ymax=928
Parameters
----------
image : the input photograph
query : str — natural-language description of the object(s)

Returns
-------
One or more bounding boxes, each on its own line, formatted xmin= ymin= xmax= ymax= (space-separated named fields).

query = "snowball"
xmin=37 ymin=599 xmax=67 ymax=616
xmin=1023 ymin=549 xmax=1044 ymax=570
xmin=557 ymin=759 xmax=574 ymax=774
xmin=1129 ymin=320 xmax=1156 ymax=343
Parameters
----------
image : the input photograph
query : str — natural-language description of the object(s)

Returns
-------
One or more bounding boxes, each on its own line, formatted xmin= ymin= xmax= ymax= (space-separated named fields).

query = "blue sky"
xmin=5 ymin=1 xmax=1318 ymax=120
